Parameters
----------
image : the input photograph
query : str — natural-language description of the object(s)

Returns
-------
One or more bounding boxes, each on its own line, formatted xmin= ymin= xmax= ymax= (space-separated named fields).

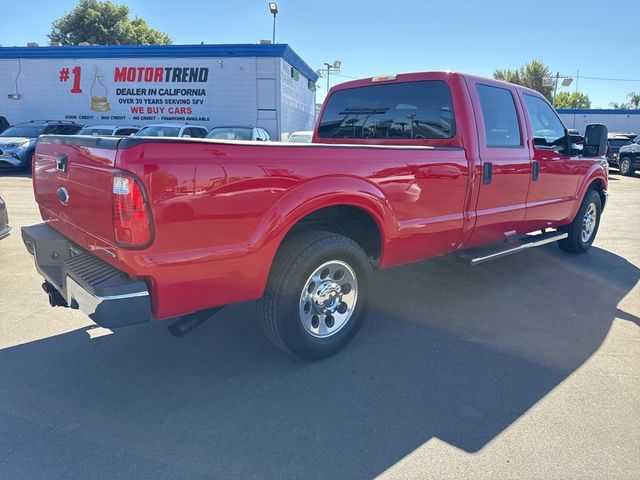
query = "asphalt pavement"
xmin=0 ymin=170 xmax=638 ymax=479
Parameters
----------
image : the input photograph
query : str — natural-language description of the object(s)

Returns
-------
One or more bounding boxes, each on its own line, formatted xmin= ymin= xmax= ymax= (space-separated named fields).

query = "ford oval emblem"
xmin=57 ymin=187 xmax=69 ymax=205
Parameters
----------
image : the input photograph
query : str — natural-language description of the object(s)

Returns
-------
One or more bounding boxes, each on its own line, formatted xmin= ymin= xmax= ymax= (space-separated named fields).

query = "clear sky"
xmin=2 ymin=0 xmax=639 ymax=108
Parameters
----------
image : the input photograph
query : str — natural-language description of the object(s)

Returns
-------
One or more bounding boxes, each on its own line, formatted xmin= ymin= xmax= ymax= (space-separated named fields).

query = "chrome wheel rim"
xmin=299 ymin=260 xmax=358 ymax=338
xmin=581 ymin=203 xmax=597 ymax=243
xmin=621 ymin=159 xmax=630 ymax=174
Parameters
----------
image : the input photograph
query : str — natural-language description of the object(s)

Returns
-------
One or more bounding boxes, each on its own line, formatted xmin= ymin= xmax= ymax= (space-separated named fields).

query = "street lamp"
xmin=268 ymin=3 xmax=278 ymax=44
xmin=547 ymin=72 xmax=573 ymax=107
xmin=322 ymin=60 xmax=341 ymax=93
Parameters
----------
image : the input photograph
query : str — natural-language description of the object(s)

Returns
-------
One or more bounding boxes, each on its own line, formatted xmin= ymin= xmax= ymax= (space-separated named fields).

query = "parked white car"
xmin=207 ymin=126 xmax=271 ymax=141
xmin=287 ymin=131 xmax=313 ymax=143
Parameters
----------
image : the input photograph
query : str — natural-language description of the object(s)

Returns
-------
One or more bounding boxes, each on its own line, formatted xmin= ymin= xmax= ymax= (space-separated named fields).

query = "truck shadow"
xmin=0 ymin=246 xmax=638 ymax=479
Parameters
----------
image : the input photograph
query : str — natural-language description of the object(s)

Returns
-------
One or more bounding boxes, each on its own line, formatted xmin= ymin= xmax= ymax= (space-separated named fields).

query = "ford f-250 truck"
xmin=22 ymin=72 xmax=609 ymax=359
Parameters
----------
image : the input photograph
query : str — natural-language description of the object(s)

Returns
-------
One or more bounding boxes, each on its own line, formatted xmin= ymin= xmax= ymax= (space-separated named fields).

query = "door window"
xmin=523 ymin=94 xmax=567 ymax=150
xmin=476 ymin=84 xmax=522 ymax=148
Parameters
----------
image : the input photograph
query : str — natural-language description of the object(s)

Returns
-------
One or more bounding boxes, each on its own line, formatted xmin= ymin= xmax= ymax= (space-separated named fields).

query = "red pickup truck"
xmin=22 ymin=71 xmax=609 ymax=359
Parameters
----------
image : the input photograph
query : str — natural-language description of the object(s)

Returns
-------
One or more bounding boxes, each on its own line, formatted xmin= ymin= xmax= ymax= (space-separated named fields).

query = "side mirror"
xmin=582 ymin=124 xmax=608 ymax=157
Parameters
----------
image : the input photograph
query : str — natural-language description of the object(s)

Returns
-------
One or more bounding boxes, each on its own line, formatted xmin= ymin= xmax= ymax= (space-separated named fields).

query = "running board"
xmin=462 ymin=231 xmax=568 ymax=266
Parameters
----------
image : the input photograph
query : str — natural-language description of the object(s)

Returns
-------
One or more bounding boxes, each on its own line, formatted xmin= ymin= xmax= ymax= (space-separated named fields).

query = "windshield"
xmin=288 ymin=134 xmax=312 ymax=143
xmin=207 ymin=127 xmax=253 ymax=140
xmin=77 ymin=127 xmax=114 ymax=136
xmin=136 ymin=126 xmax=181 ymax=137
xmin=1 ymin=126 xmax=45 ymax=138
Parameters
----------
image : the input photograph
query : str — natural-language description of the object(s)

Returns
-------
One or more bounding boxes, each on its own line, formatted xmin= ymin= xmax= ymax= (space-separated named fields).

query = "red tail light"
xmin=112 ymin=172 xmax=153 ymax=248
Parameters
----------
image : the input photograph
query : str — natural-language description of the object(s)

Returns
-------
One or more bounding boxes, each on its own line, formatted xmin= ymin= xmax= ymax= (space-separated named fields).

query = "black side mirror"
xmin=583 ymin=124 xmax=608 ymax=157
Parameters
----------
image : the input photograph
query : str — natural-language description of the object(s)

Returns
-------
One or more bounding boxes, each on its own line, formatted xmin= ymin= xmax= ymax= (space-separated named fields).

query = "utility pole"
xmin=320 ymin=60 xmax=342 ymax=93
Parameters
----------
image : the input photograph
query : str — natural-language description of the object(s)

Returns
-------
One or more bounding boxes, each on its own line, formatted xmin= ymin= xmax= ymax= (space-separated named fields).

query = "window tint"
xmin=207 ymin=127 xmax=253 ymax=140
xmin=185 ymin=127 xmax=206 ymax=138
xmin=476 ymin=84 xmax=522 ymax=147
xmin=65 ymin=125 xmax=82 ymax=134
xmin=1 ymin=125 xmax=45 ymax=137
xmin=44 ymin=125 xmax=64 ymax=134
xmin=115 ymin=128 xmax=138 ymax=136
xmin=523 ymin=94 xmax=566 ymax=147
xmin=78 ymin=127 xmax=114 ymax=136
xmin=136 ymin=126 xmax=181 ymax=137
xmin=608 ymin=139 xmax=631 ymax=148
xmin=318 ymin=80 xmax=455 ymax=139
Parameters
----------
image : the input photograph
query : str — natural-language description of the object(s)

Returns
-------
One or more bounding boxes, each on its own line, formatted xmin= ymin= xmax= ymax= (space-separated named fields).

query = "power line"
xmin=578 ymin=75 xmax=640 ymax=82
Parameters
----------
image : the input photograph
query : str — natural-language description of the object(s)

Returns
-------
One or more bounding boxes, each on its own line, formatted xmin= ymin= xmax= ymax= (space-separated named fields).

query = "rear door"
xmin=465 ymin=80 xmax=532 ymax=245
xmin=519 ymin=93 xmax=580 ymax=228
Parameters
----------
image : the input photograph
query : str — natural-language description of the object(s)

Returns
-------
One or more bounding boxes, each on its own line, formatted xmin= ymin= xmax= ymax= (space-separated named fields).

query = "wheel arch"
xmin=250 ymin=176 xmax=398 ymax=293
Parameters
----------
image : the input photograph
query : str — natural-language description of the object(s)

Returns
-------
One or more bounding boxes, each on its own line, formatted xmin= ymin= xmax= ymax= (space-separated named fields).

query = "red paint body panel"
xmin=32 ymin=72 xmax=608 ymax=321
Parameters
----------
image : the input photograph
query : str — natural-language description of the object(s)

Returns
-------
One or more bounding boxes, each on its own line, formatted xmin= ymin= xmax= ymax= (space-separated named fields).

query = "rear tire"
xmin=619 ymin=156 xmax=635 ymax=177
xmin=258 ymin=231 xmax=371 ymax=359
xmin=558 ymin=190 xmax=601 ymax=254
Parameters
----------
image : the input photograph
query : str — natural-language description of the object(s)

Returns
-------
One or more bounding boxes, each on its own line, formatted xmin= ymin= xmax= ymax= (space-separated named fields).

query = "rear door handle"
xmin=532 ymin=161 xmax=539 ymax=181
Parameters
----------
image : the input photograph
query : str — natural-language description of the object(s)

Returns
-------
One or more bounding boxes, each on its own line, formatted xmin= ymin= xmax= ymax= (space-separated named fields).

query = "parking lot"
xmin=0 ymin=171 xmax=638 ymax=479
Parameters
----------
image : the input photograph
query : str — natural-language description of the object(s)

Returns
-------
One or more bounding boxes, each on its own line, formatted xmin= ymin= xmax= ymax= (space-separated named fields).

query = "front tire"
xmin=258 ymin=231 xmax=371 ymax=359
xmin=619 ymin=156 xmax=635 ymax=177
xmin=558 ymin=190 xmax=602 ymax=253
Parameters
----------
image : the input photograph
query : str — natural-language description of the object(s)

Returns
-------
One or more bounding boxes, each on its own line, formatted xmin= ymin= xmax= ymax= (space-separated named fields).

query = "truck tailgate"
xmin=34 ymin=136 xmax=119 ymax=246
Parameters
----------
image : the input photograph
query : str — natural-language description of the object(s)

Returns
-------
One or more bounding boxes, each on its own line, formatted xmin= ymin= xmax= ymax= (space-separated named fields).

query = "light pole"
xmin=546 ymin=72 xmax=573 ymax=107
xmin=322 ymin=60 xmax=341 ymax=93
xmin=268 ymin=3 xmax=278 ymax=44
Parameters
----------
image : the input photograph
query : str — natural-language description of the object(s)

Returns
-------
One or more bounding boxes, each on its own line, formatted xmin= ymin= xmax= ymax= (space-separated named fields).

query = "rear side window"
xmin=476 ymin=84 xmax=522 ymax=147
xmin=190 ymin=128 xmax=207 ymax=138
xmin=318 ymin=80 xmax=455 ymax=139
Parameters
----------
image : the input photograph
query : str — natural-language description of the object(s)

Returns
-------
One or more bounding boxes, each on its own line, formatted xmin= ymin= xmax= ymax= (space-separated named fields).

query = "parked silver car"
xmin=0 ymin=195 xmax=10 ymax=239
xmin=76 ymin=124 xmax=140 ymax=136
xmin=135 ymin=123 xmax=208 ymax=138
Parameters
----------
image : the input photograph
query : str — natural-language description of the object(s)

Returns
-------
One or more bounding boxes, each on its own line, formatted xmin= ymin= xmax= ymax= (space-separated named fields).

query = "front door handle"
xmin=532 ymin=161 xmax=539 ymax=181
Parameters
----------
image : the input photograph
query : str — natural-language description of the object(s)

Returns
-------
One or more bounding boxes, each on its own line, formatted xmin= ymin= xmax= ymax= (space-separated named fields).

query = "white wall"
xmin=279 ymin=59 xmax=316 ymax=141
xmin=558 ymin=111 xmax=640 ymax=134
xmin=0 ymin=55 xmax=315 ymax=139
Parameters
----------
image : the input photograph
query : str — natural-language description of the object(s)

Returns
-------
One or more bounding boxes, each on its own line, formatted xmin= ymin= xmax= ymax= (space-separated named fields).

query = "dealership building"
xmin=558 ymin=109 xmax=640 ymax=135
xmin=0 ymin=43 xmax=318 ymax=140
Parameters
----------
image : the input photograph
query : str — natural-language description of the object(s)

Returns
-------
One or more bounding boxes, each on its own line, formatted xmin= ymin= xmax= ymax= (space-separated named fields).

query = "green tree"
xmin=49 ymin=0 xmax=172 ymax=46
xmin=609 ymin=101 xmax=629 ymax=109
xmin=627 ymin=92 xmax=640 ymax=109
xmin=555 ymin=91 xmax=591 ymax=109
xmin=494 ymin=60 xmax=554 ymax=101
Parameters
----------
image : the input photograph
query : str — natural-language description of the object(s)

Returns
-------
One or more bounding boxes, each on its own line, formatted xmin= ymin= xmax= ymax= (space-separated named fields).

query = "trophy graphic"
xmin=90 ymin=69 xmax=111 ymax=112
